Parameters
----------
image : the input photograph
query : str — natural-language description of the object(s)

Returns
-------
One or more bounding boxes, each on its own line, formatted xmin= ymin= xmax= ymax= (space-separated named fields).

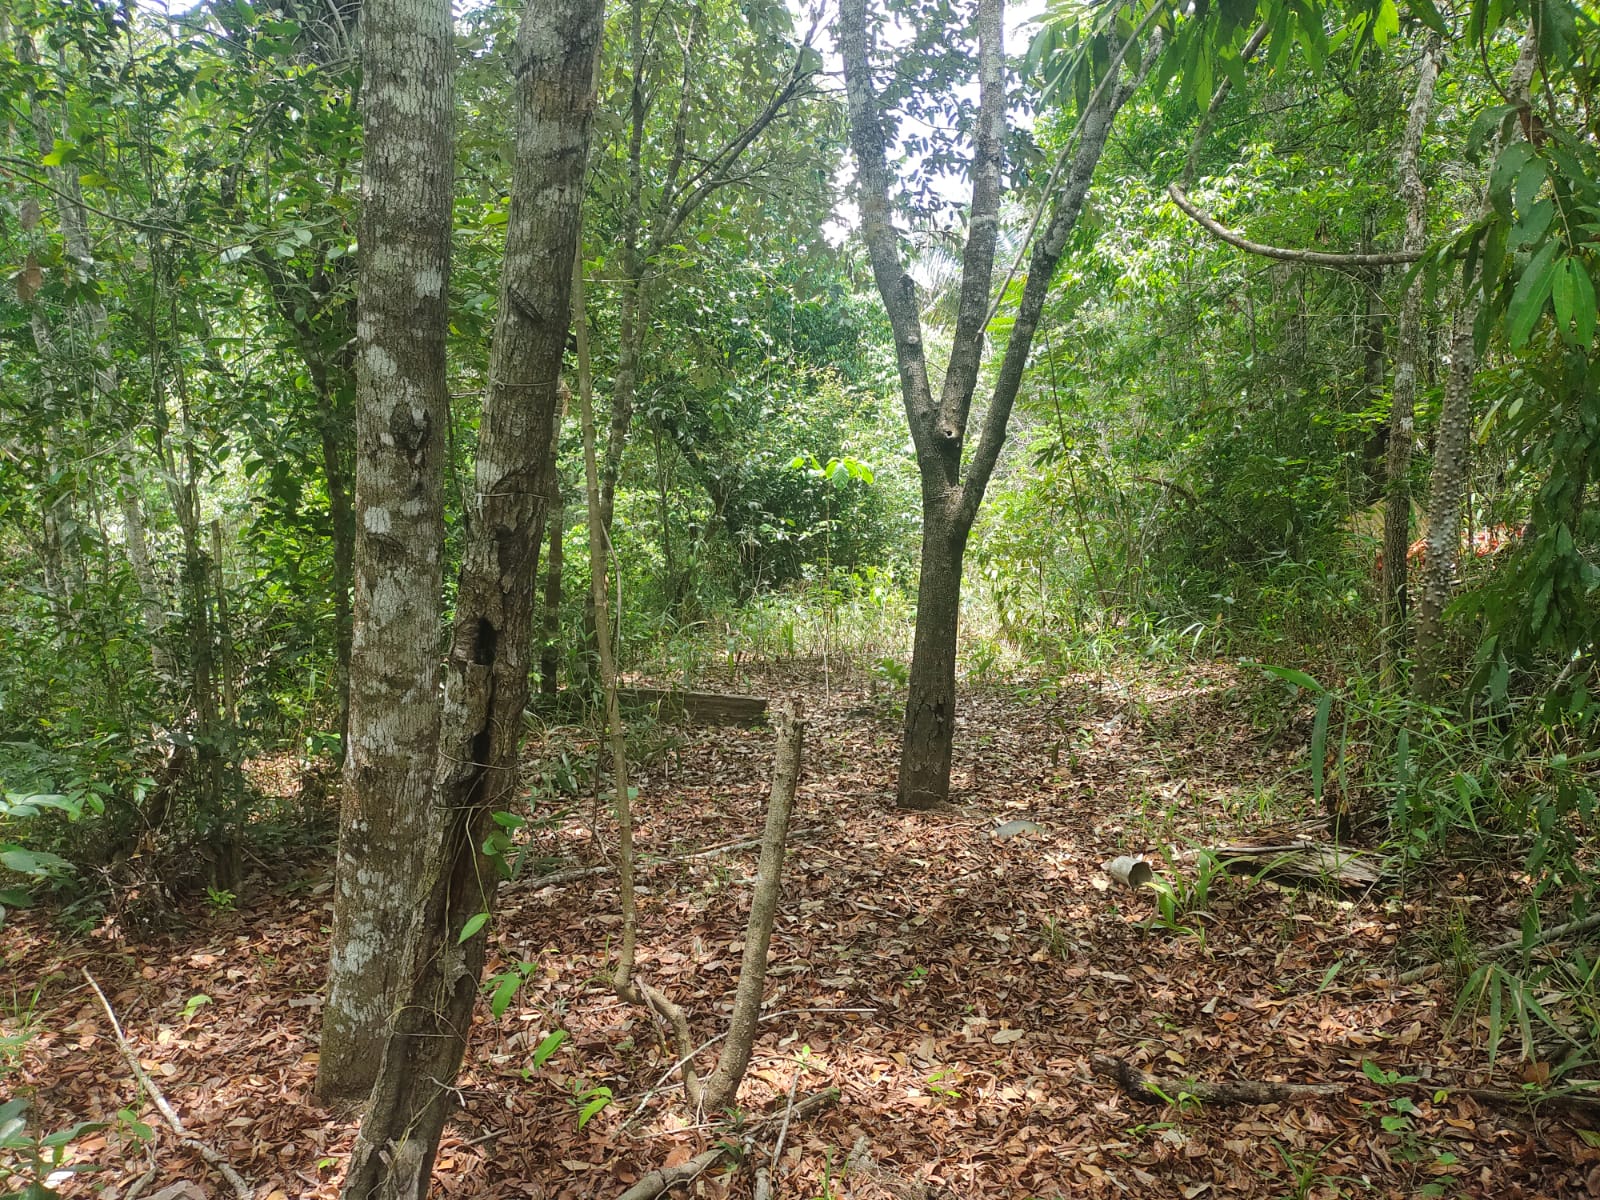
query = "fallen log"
xmin=624 ymin=686 xmax=769 ymax=725
xmin=532 ymin=686 xmax=769 ymax=726
xmin=1211 ymin=840 xmax=1388 ymax=889
xmin=1090 ymin=1054 xmax=1345 ymax=1106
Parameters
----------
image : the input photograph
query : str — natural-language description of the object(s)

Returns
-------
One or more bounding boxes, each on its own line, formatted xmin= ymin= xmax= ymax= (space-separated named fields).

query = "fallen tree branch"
xmin=82 ymin=969 xmax=252 ymax=1200
xmin=1093 ymin=1050 xmax=1600 ymax=1124
xmin=509 ymin=827 xmax=821 ymax=893
xmin=626 ymin=1008 xmax=875 ymax=1124
xmin=1454 ymin=1083 xmax=1600 ymax=1119
xmin=1167 ymin=183 xmax=1424 ymax=268
xmin=613 ymin=1088 xmax=839 ymax=1200
xmin=1396 ymin=912 xmax=1600 ymax=984
xmin=1090 ymin=1053 xmax=1345 ymax=1105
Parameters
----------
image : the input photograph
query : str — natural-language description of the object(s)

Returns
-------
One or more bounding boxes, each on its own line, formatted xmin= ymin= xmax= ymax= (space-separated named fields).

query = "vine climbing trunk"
xmin=340 ymin=0 xmax=602 ymax=1191
xmin=317 ymin=0 xmax=454 ymax=1105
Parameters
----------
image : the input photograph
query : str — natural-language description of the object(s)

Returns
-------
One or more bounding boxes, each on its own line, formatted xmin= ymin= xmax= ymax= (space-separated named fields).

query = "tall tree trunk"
xmin=317 ymin=0 xmax=454 ymax=1105
xmin=1380 ymin=35 xmax=1441 ymax=686
xmin=897 ymin=508 xmax=968 ymax=807
xmin=1411 ymin=26 xmax=1536 ymax=704
xmin=320 ymin=410 xmax=356 ymax=746
xmin=340 ymin=0 xmax=601 ymax=1190
xmin=1411 ymin=314 xmax=1476 ymax=703
xmin=540 ymin=400 xmax=566 ymax=696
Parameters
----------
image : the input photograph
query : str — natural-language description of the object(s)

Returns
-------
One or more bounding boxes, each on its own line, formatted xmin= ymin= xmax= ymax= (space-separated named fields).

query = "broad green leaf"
xmin=458 ymin=911 xmax=490 ymax=943
xmin=1249 ymin=662 xmax=1325 ymax=693
xmin=530 ymin=1029 xmax=568 ymax=1067
xmin=1489 ymin=143 xmax=1536 ymax=219
xmin=489 ymin=971 xmax=520 ymax=1019
xmin=1514 ymin=156 xmax=1548 ymax=215
xmin=1406 ymin=0 xmax=1448 ymax=34
xmin=1509 ymin=197 xmax=1554 ymax=248
xmin=1567 ymin=260 xmax=1596 ymax=345
xmin=0 ymin=848 xmax=72 ymax=876
xmin=1507 ymin=238 xmax=1560 ymax=348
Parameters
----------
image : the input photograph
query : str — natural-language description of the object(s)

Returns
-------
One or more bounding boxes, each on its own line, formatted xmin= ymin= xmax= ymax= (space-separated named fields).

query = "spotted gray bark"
xmin=1412 ymin=26 xmax=1537 ymax=704
xmin=318 ymin=0 xmax=454 ymax=1104
xmin=1380 ymin=36 xmax=1441 ymax=686
xmin=339 ymin=0 xmax=602 ymax=1190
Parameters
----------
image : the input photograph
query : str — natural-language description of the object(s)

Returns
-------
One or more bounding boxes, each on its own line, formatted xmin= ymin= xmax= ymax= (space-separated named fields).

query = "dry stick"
xmin=1090 ymin=1054 xmax=1344 ymax=1106
xmin=746 ymin=1061 xmax=802 ymax=1199
xmin=81 ymin=969 xmax=252 ymax=1200
xmin=613 ymin=1089 xmax=839 ymax=1200
xmin=577 ymin=244 xmax=704 ymax=1100
xmin=626 ymin=1007 xmax=876 ymax=1123
xmin=700 ymin=697 xmax=806 ymax=1114
xmin=626 ymin=703 xmax=807 ymax=1116
xmin=1167 ymin=183 xmax=1425 ymax=269
xmin=1090 ymin=1053 xmax=1600 ymax=1119
xmin=1395 ymin=912 xmax=1600 ymax=985
xmin=508 ymin=827 xmax=822 ymax=893
xmin=573 ymin=244 xmax=642 ymax=1005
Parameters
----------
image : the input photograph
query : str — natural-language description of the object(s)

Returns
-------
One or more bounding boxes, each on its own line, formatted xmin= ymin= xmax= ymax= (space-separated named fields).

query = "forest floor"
xmin=4 ymin=659 xmax=1598 ymax=1199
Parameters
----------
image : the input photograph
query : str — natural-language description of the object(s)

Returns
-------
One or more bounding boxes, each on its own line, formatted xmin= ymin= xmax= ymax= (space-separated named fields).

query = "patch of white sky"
xmin=798 ymin=0 xmax=1050 ymax=250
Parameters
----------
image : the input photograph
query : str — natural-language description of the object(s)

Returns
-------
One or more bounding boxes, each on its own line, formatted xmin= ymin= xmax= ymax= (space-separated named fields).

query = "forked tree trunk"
xmin=339 ymin=0 xmax=601 ymax=1192
xmin=317 ymin=0 xmax=454 ymax=1105
xmin=841 ymin=0 xmax=1150 ymax=809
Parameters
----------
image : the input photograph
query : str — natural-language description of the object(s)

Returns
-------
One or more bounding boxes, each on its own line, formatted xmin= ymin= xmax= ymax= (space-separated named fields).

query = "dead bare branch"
xmin=82 ymin=969 xmax=252 ymax=1200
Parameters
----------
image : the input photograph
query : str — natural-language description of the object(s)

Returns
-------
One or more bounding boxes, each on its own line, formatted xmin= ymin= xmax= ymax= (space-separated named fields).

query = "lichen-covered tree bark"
xmin=1380 ymin=35 xmax=1441 ymax=686
xmin=339 ymin=0 xmax=603 ymax=1190
xmin=1411 ymin=26 xmax=1537 ymax=704
xmin=840 ymin=0 xmax=1148 ymax=807
xmin=317 ymin=0 xmax=454 ymax=1104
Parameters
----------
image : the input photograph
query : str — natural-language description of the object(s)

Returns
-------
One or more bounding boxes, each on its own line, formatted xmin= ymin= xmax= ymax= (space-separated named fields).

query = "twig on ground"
xmin=81 ymin=969 xmax=253 ymax=1200
xmin=611 ymin=1088 xmax=839 ymax=1200
xmin=626 ymin=1008 xmax=873 ymax=1124
xmin=509 ymin=827 xmax=821 ymax=893
xmin=1396 ymin=912 xmax=1600 ymax=984
xmin=1090 ymin=1053 xmax=1345 ymax=1105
